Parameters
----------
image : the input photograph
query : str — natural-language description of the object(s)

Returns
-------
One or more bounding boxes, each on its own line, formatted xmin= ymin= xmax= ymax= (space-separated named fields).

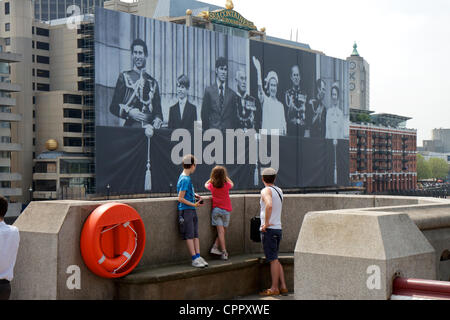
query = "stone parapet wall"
xmin=10 ymin=194 xmax=449 ymax=299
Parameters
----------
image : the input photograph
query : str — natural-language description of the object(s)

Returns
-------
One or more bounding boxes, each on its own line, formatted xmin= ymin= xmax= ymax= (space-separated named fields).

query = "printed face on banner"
xmin=94 ymin=8 xmax=349 ymax=195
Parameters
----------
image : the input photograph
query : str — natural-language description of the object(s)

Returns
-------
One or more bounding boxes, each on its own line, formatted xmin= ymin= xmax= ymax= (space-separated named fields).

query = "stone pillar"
xmin=294 ymin=210 xmax=436 ymax=300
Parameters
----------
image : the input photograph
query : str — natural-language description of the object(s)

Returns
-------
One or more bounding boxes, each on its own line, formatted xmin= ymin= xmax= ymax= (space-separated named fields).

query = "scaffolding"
xmin=77 ymin=21 xmax=96 ymax=193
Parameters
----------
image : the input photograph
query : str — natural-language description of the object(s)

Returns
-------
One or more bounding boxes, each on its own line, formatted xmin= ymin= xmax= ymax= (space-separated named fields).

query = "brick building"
xmin=349 ymin=113 xmax=417 ymax=193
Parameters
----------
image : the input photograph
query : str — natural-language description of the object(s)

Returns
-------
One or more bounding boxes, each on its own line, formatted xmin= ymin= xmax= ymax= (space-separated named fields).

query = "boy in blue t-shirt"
xmin=177 ymin=154 xmax=208 ymax=268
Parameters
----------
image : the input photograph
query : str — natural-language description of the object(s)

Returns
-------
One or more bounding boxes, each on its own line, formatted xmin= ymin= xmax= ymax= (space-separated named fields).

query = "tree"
xmin=428 ymin=157 xmax=449 ymax=179
xmin=417 ymin=154 xmax=432 ymax=180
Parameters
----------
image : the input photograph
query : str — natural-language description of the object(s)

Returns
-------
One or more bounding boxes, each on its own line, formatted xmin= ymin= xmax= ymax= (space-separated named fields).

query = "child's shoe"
xmin=210 ymin=244 xmax=222 ymax=255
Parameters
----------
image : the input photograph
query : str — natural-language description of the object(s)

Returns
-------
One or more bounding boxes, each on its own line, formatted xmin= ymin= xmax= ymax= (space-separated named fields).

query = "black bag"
xmin=177 ymin=210 xmax=185 ymax=235
xmin=250 ymin=216 xmax=261 ymax=242
xmin=250 ymin=186 xmax=283 ymax=243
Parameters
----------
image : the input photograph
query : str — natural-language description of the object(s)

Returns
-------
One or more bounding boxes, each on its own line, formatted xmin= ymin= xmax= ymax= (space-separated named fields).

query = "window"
xmin=36 ymin=27 xmax=49 ymax=37
xmin=60 ymin=159 xmax=94 ymax=174
xmin=83 ymin=109 xmax=95 ymax=119
xmin=5 ymin=38 xmax=10 ymax=46
xmin=36 ymin=56 xmax=50 ymax=64
xmin=36 ymin=83 xmax=50 ymax=91
xmin=0 ymin=151 xmax=11 ymax=159
xmin=36 ymin=41 xmax=50 ymax=51
xmin=32 ymin=55 xmax=35 ymax=63
xmin=32 ymin=41 xmax=35 ymax=49
xmin=63 ymin=94 xmax=82 ymax=104
xmin=32 ymin=69 xmax=35 ymax=77
xmin=84 ymin=137 xmax=95 ymax=147
xmin=35 ymin=162 xmax=57 ymax=174
xmin=63 ymin=109 xmax=82 ymax=119
xmin=5 ymin=2 xmax=10 ymax=15
xmin=36 ymin=69 xmax=50 ymax=78
xmin=5 ymin=23 xmax=10 ymax=32
xmin=0 ymin=136 xmax=11 ymax=143
xmin=35 ymin=180 xmax=57 ymax=192
xmin=83 ymin=123 xmax=94 ymax=134
xmin=63 ymin=123 xmax=82 ymax=133
xmin=64 ymin=137 xmax=82 ymax=147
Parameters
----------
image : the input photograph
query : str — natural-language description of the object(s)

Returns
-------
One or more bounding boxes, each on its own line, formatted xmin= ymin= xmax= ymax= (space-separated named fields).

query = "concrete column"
xmin=294 ymin=210 xmax=436 ymax=300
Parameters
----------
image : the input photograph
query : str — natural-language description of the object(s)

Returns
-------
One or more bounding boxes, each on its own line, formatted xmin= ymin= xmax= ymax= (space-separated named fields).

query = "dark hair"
xmin=210 ymin=166 xmax=227 ymax=189
xmin=331 ymin=84 xmax=340 ymax=98
xmin=182 ymin=154 xmax=196 ymax=169
xmin=262 ymin=168 xmax=277 ymax=184
xmin=316 ymin=78 xmax=325 ymax=91
xmin=0 ymin=195 xmax=8 ymax=218
xmin=177 ymin=74 xmax=190 ymax=89
xmin=215 ymin=56 xmax=228 ymax=69
xmin=130 ymin=38 xmax=148 ymax=56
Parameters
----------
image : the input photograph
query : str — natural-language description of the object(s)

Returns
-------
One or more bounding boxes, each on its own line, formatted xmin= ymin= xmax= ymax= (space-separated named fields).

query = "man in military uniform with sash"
xmin=109 ymin=38 xmax=163 ymax=131
xmin=284 ymin=65 xmax=309 ymax=137
xmin=235 ymin=70 xmax=261 ymax=130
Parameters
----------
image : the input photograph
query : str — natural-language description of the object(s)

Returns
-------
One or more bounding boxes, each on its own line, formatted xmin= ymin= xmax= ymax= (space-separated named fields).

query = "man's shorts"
xmin=178 ymin=209 xmax=198 ymax=240
xmin=211 ymin=207 xmax=230 ymax=227
xmin=261 ymin=228 xmax=282 ymax=262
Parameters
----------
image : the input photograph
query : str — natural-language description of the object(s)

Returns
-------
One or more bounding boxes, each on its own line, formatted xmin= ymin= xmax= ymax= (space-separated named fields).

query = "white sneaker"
xmin=192 ymin=257 xmax=205 ymax=268
xmin=198 ymin=256 xmax=208 ymax=267
xmin=220 ymin=251 xmax=229 ymax=260
xmin=210 ymin=245 xmax=222 ymax=255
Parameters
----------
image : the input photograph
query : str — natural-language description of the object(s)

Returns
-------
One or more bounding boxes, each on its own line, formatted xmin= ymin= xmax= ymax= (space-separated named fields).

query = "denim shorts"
xmin=178 ymin=209 xmax=198 ymax=240
xmin=211 ymin=207 xmax=230 ymax=227
xmin=261 ymin=228 xmax=282 ymax=262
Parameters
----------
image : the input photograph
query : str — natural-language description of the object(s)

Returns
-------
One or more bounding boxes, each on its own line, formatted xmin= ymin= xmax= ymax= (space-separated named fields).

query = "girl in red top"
xmin=204 ymin=166 xmax=234 ymax=260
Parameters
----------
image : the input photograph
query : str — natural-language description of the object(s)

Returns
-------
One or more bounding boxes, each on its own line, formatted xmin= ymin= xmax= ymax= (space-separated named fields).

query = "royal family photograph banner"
xmin=95 ymin=8 xmax=349 ymax=194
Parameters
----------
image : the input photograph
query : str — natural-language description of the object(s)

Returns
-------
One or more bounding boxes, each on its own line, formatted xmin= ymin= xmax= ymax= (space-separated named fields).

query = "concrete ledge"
xmin=295 ymin=210 xmax=437 ymax=300
xmin=115 ymin=253 xmax=294 ymax=300
xmin=11 ymin=194 xmax=449 ymax=299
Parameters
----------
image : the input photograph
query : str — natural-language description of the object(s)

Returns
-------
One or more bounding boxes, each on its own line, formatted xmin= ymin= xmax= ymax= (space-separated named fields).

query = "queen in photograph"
xmin=325 ymin=82 xmax=346 ymax=140
xmin=252 ymin=56 xmax=287 ymax=135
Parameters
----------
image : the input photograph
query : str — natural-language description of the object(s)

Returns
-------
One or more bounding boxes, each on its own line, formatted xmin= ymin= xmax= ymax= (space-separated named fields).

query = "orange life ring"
xmin=80 ymin=203 xmax=146 ymax=278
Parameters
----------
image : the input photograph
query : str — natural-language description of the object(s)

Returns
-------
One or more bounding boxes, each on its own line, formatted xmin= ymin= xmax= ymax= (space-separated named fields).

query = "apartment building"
xmin=349 ymin=114 xmax=417 ymax=193
xmin=0 ymin=38 xmax=23 ymax=219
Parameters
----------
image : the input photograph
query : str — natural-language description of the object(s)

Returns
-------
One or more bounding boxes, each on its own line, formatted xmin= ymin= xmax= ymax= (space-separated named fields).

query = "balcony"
xmin=0 ymin=82 xmax=21 ymax=93
xmin=0 ymin=188 xmax=22 ymax=197
xmin=0 ymin=172 xmax=22 ymax=181
xmin=0 ymin=112 xmax=22 ymax=122
xmin=0 ymin=52 xmax=22 ymax=63
xmin=0 ymin=96 xmax=16 ymax=106
xmin=0 ymin=143 xmax=22 ymax=152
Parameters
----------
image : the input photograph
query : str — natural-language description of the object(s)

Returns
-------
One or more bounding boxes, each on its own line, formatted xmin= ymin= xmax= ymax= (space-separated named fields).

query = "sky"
xmin=122 ymin=0 xmax=450 ymax=145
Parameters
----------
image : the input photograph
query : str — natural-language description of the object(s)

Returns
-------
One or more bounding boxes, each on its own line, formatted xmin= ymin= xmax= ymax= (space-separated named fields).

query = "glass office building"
xmin=34 ymin=0 xmax=105 ymax=21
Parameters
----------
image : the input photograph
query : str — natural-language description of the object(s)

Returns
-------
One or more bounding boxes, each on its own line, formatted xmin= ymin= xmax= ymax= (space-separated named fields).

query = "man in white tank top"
xmin=259 ymin=168 xmax=288 ymax=296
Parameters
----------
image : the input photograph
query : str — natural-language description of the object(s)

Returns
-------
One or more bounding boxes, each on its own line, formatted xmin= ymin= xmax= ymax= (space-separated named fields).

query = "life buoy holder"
xmin=80 ymin=203 xmax=146 ymax=278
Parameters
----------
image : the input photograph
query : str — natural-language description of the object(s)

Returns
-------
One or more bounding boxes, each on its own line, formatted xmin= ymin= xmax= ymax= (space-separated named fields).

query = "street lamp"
xmin=106 ymin=184 xmax=110 ymax=200
xmin=28 ymin=186 xmax=33 ymax=203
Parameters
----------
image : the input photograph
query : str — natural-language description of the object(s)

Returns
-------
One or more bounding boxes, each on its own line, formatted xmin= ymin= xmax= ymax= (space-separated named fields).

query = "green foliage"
xmin=417 ymin=154 xmax=432 ymax=180
xmin=417 ymin=154 xmax=449 ymax=180
xmin=428 ymin=157 xmax=449 ymax=179
xmin=355 ymin=113 xmax=373 ymax=124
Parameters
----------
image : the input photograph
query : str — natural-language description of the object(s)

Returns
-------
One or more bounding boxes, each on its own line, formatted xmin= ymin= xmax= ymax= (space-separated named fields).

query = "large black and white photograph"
xmin=95 ymin=7 xmax=254 ymax=194
xmin=95 ymin=7 xmax=350 ymax=195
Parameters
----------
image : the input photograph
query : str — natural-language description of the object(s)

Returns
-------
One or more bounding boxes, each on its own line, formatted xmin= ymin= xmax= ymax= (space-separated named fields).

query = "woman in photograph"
xmin=252 ymin=56 xmax=287 ymax=135
xmin=325 ymin=83 xmax=346 ymax=140
xmin=325 ymin=82 xmax=346 ymax=185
